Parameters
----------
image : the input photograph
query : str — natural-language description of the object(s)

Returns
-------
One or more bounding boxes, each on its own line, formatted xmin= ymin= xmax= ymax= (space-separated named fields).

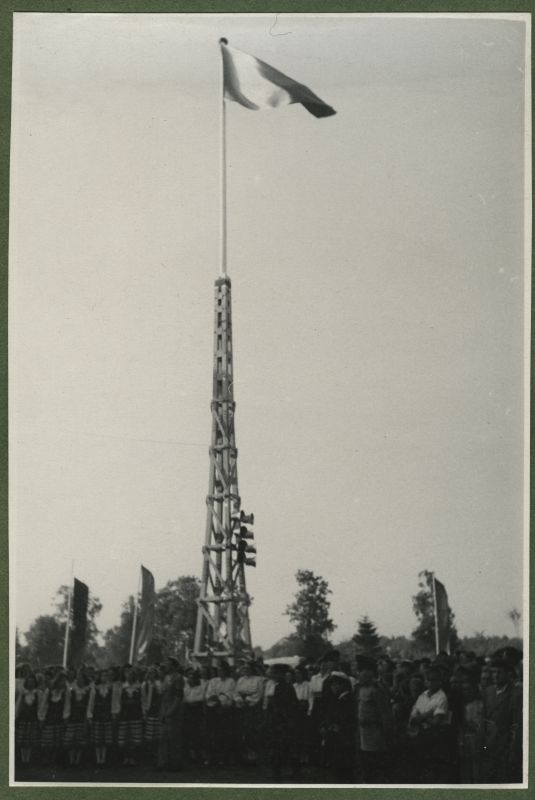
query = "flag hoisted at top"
xmin=217 ymin=39 xmax=336 ymax=277
xmin=220 ymin=39 xmax=336 ymax=118
xmin=193 ymin=39 xmax=337 ymax=660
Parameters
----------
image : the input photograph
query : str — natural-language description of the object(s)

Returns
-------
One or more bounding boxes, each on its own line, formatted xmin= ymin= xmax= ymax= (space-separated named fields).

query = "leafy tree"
xmin=353 ymin=615 xmax=382 ymax=658
xmin=19 ymin=585 xmax=103 ymax=667
xmin=152 ymin=575 xmax=200 ymax=658
xmin=285 ymin=570 xmax=335 ymax=660
xmin=411 ymin=570 xmax=458 ymax=654
xmin=23 ymin=615 xmax=65 ymax=666
xmin=104 ymin=576 xmax=201 ymax=665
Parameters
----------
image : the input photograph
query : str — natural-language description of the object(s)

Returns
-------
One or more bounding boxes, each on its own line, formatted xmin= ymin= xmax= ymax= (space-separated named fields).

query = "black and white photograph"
xmin=9 ymin=11 xmax=530 ymax=788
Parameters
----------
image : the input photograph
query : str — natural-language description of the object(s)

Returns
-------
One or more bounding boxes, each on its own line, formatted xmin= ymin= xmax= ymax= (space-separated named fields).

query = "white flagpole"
xmin=219 ymin=38 xmax=228 ymax=277
xmin=129 ymin=566 xmax=142 ymax=665
xmin=62 ymin=561 xmax=74 ymax=669
xmin=432 ymin=573 xmax=439 ymax=655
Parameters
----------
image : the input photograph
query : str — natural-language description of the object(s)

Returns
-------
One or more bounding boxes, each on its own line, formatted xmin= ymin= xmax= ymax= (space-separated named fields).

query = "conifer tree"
xmin=353 ymin=615 xmax=382 ymax=657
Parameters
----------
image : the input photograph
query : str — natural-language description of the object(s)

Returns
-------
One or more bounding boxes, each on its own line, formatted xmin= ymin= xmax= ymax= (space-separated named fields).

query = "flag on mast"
xmin=220 ymin=39 xmax=336 ymax=118
xmin=433 ymin=576 xmax=451 ymax=654
xmin=135 ymin=565 xmax=155 ymax=662
xmin=70 ymin=578 xmax=89 ymax=667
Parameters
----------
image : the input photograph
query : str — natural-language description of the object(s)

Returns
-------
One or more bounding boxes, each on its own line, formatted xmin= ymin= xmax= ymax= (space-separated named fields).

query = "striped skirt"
xmin=40 ymin=721 xmax=64 ymax=751
xmin=117 ymin=719 xmax=143 ymax=748
xmin=91 ymin=720 xmax=113 ymax=746
xmin=144 ymin=715 xmax=161 ymax=743
xmin=63 ymin=720 xmax=88 ymax=748
xmin=16 ymin=720 xmax=40 ymax=748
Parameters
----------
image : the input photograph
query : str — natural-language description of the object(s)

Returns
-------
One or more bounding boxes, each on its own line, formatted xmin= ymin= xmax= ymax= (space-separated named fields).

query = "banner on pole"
xmin=434 ymin=577 xmax=450 ymax=654
xmin=135 ymin=565 xmax=155 ymax=661
xmin=70 ymin=578 xmax=89 ymax=667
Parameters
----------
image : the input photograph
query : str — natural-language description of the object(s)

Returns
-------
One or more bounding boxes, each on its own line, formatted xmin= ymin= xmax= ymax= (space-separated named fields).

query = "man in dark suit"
xmin=481 ymin=657 xmax=522 ymax=783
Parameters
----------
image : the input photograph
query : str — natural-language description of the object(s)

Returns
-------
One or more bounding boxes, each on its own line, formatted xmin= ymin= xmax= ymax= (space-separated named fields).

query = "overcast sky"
xmin=10 ymin=13 xmax=529 ymax=650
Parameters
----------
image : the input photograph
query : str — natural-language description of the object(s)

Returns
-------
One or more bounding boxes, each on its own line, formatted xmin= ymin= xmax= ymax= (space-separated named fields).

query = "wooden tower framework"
xmin=193 ymin=276 xmax=255 ymax=662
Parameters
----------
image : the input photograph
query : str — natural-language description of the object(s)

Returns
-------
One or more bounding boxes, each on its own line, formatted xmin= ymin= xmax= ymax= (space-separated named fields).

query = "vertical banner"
xmin=434 ymin=576 xmax=450 ymax=654
xmin=70 ymin=578 xmax=89 ymax=666
xmin=135 ymin=566 xmax=155 ymax=661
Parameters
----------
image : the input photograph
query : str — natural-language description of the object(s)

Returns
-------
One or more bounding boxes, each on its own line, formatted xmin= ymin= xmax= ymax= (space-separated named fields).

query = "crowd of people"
xmin=14 ymin=647 xmax=523 ymax=783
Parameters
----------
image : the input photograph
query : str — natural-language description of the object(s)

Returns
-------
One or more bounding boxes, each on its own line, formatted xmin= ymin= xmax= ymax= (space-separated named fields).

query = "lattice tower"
xmin=193 ymin=276 xmax=255 ymax=662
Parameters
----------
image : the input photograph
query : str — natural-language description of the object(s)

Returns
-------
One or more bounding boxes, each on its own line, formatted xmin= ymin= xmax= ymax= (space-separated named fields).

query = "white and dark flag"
xmin=220 ymin=39 xmax=336 ymax=118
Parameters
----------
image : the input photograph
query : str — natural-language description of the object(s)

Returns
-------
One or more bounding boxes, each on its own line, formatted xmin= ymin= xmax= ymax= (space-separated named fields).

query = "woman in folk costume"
xmin=63 ymin=670 xmax=91 ymax=766
xmin=87 ymin=669 xmax=119 ymax=766
xmin=110 ymin=665 xmax=123 ymax=747
xmin=15 ymin=664 xmax=32 ymax=697
xmin=39 ymin=671 xmax=68 ymax=765
xmin=15 ymin=674 xmax=42 ymax=765
xmin=141 ymin=666 xmax=163 ymax=764
xmin=233 ymin=660 xmax=264 ymax=764
xmin=117 ymin=665 xmax=144 ymax=765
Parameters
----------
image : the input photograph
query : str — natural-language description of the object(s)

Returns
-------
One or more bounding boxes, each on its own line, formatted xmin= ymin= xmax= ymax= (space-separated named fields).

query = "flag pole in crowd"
xmin=61 ymin=561 xmax=74 ymax=669
xmin=129 ymin=566 xmax=143 ymax=665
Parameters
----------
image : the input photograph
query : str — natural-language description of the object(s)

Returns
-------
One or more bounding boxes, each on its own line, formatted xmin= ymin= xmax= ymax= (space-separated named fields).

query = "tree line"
xmin=16 ymin=569 xmax=522 ymax=666
xmin=16 ymin=576 xmax=200 ymax=668
xmin=268 ymin=568 xmax=522 ymax=661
